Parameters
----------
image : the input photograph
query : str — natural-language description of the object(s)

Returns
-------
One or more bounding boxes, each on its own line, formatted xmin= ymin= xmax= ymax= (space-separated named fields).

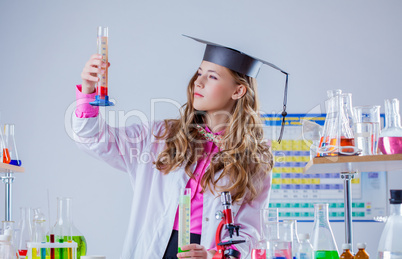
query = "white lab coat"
xmin=72 ymin=115 xmax=271 ymax=259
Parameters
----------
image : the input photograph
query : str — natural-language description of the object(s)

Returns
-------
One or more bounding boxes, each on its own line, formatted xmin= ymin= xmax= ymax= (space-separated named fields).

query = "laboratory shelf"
xmin=0 ymin=162 xmax=25 ymax=173
xmin=303 ymin=153 xmax=402 ymax=252
xmin=304 ymin=153 xmax=402 ymax=174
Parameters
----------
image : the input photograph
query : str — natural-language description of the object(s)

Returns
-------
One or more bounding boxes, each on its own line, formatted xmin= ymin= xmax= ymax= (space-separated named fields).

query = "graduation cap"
xmin=184 ymin=35 xmax=289 ymax=142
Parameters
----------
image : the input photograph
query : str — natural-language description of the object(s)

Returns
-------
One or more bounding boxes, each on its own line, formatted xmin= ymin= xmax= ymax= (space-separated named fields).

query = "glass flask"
xmin=311 ymin=203 xmax=339 ymax=259
xmin=50 ymin=197 xmax=87 ymax=259
xmin=378 ymin=98 xmax=402 ymax=154
xmin=354 ymin=243 xmax=369 ymax=259
xmin=318 ymin=90 xmax=357 ymax=156
xmin=353 ymin=105 xmax=381 ymax=155
xmin=378 ymin=189 xmax=402 ymax=258
xmin=297 ymin=233 xmax=313 ymax=259
xmin=284 ymin=219 xmax=300 ymax=259
xmin=339 ymin=244 xmax=353 ymax=259
xmin=16 ymin=207 xmax=32 ymax=257
xmin=342 ymin=93 xmax=354 ymax=130
xmin=3 ymin=124 xmax=21 ymax=166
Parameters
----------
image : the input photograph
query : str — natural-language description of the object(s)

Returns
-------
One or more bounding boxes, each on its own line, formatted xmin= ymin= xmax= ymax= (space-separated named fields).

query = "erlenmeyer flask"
xmin=319 ymin=90 xmax=357 ymax=156
xmin=378 ymin=98 xmax=402 ymax=154
xmin=3 ymin=124 xmax=21 ymax=166
xmin=51 ymin=197 xmax=87 ymax=259
xmin=311 ymin=203 xmax=339 ymax=259
xmin=16 ymin=207 xmax=32 ymax=257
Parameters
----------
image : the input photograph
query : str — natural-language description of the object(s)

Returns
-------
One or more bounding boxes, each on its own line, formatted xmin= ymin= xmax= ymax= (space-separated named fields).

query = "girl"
xmin=73 ymin=36 xmax=283 ymax=258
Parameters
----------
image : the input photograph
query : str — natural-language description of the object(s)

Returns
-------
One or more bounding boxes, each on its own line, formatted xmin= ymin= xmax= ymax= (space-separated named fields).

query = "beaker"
xmin=311 ymin=203 xmax=339 ymax=259
xmin=16 ymin=207 xmax=33 ymax=257
xmin=90 ymin=26 xmax=114 ymax=106
xmin=260 ymin=208 xmax=278 ymax=241
xmin=265 ymin=221 xmax=293 ymax=259
xmin=3 ymin=124 xmax=21 ymax=166
xmin=378 ymin=98 xmax=402 ymax=154
xmin=51 ymin=197 xmax=87 ymax=259
xmin=178 ymin=188 xmax=191 ymax=253
xmin=353 ymin=105 xmax=381 ymax=155
xmin=318 ymin=90 xmax=357 ymax=156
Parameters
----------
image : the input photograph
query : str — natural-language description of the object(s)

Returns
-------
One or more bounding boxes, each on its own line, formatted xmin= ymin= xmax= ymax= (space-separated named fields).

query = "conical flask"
xmin=378 ymin=98 xmax=402 ymax=154
xmin=51 ymin=197 xmax=87 ymax=259
xmin=16 ymin=207 xmax=33 ymax=257
xmin=311 ymin=203 xmax=339 ymax=259
xmin=3 ymin=124 xmax=21 ymax=166
xmin=318 ymin=90 xmax=357 ymax=156
xmin=377 ymin=190 xmax=402 ymax=258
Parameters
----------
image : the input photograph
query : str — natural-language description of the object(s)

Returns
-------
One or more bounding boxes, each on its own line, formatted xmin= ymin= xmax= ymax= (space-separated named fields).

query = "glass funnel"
xmin=311 ymin=203 xmax=339 ymax=259
xmin=50 ymin=197 xmax=87 ymax=259
xmin=378 ymin=98 xmax=402 ymax=154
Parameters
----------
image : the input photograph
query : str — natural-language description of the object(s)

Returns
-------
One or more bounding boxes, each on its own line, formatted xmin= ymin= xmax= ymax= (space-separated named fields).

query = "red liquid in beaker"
xmin=329 ymin=137 xmax=355 ymax=155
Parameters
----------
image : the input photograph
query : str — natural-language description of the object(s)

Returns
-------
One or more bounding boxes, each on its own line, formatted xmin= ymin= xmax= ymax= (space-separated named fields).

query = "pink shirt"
xmin=172 ymin=127 xmax=223 ymax=235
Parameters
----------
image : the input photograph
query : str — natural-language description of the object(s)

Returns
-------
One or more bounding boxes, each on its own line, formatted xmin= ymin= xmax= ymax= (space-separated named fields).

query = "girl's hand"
xmin=80 ymin=54 xmax=110 ymax=94
xmin=177 ymin=244 xmax=216 ymax=258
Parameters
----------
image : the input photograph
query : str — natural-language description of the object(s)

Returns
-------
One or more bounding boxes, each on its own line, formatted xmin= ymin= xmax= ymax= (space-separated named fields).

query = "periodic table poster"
xmin=261 ymin=113 xmax=388 ymax=222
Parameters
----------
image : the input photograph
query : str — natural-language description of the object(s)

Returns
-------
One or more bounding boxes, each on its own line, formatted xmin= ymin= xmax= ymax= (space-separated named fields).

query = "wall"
xmin=0 ymin=0 xmax=401 ymax=257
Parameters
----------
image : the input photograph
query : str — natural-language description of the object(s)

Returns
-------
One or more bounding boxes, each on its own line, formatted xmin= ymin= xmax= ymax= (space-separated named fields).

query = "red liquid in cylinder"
xmin=96 ymin=85 xmax=108 ymax=98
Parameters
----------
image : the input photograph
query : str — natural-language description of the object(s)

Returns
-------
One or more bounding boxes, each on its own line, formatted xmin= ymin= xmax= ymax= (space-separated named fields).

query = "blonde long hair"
xmin=153 ymin=68 xmax=273 ymax=203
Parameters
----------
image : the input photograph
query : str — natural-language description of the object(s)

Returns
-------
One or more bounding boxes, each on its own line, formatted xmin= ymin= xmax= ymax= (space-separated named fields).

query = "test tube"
xmin=178 ymin=188 xmax=191 ymax=253
xmin=90 ymin=26 xmax=114 ymax=106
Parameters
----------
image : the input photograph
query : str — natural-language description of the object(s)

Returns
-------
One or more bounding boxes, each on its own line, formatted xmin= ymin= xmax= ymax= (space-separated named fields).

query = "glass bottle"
xmin=378 ymin=98 xmax=402 ymax=154
xmin=16 ymin=207 xmax=32 ymax=257
xmin=0 ymin=228 xmax=17 ymax=259
xmin=51 ymin=197 xmax=87 ymax=259
xmin=340 ymin=243 xmax=353 ymax=259
xmin=355 ymin=243 xmax=369 ymax=259
xmin=318 ymin=90 xmax=357 ymax=156
xmin=3 ymin=124 xmax=21 ymax=166
xmin=311 ymin=203 xmax=339 ymax=259
xmin=378 ymin=189 xmax=402 ymax=258
xmin=2 ymin=221 xmax=18 ymax=259
xmin=297 ymin=233 xmax=313 ymax=259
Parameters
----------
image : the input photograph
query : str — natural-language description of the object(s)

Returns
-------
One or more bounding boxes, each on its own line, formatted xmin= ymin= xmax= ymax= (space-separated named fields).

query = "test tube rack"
xmin=27 ymin=241 xmax=78 ymax=259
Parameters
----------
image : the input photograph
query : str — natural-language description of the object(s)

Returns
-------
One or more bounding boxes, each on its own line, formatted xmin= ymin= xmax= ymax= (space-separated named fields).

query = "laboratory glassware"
xmin=17 ymin=207 xmax=32 ymax=257
xmin=318 ymin=90 xmax=357 ymax=156
xmin=260 ymin=208 xmax=278 ymax=240
xmin=283 ymin=219 xmax=300 ymax=259
xmin=342 ymin=93 xmax=354 ymax=129
xmin=378 ymin=98 xmax=402 ymax=154
xmin=32 ymin=208 xmax=47 ymax=242
xmin=378 ymin=189 xmax=402 ymax=258
xmin=0 ymin=228 xmax=17 ymax=259
xmin=353 ymin=105 xmax=381 ymax=155
xmin=3 ymin=124 xmax=21 ymax=166
xmin=354 ymin=243 xmax=369 ymax=259
xmin=311 ymin=203 xmax=339 ymax=259
xmin=265 ymin=221 xmax=293 ymax=259
xmin=51 ymin=197 xmax=87 ymax=259
xmin=296 ymin=233 xmax=313 ymax=259
xmin=90 ymin=26 xmax=114 ymax=106
xmin=178 ymin=188 xmax=191 ymax=253
xmin=339 ymin=244 xmax=353 ymax=259
xmin=2 ymin=221 xmax=18 ymax=258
